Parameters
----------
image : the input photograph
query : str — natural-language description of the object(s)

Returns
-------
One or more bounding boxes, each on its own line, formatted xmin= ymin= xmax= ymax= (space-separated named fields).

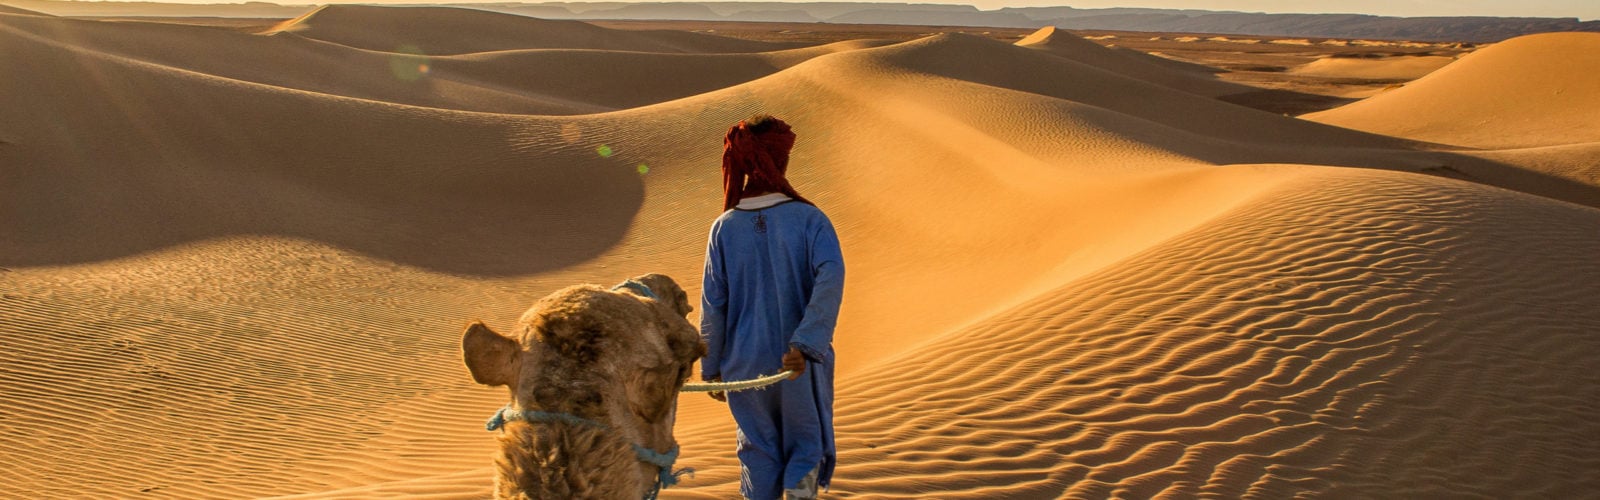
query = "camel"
xmin=462 ymin=273 xmax=706 ymax=499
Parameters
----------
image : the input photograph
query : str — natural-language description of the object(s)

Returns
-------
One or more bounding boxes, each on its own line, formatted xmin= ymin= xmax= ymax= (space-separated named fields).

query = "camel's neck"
xmin=492 ymin=363 xmax=684 ymax=498
xmin=494 ymin=419 xmax=648 ymax=499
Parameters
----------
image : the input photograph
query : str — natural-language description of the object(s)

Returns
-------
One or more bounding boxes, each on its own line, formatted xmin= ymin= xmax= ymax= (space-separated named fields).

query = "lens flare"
xmin=596 ymin=145 xmax=614 ymax=158
xmin=637 ymin=163 xmax=650 ymax=175
xmin=389 ymin=45 xmax=430 ymax=82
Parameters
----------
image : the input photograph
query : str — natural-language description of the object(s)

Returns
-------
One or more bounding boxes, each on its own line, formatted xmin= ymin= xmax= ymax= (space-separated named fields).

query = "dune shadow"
xmin=0 ymin=36 xmax=646 ymax=276
xmin=1182 ymin=139 xmax=1600 ymax=210
xmin=1216 ymin=88 xmax=1360 ymax=116
xmin=0 ymin=141 xmax=646 ymax=276
xmin=0 ymin=15 xmax=659 ymax=276
xmin=1404 ymin=151 xmax=1600 ymax=209
xmin=1140 ymin=119 xmax=1600 ymax=209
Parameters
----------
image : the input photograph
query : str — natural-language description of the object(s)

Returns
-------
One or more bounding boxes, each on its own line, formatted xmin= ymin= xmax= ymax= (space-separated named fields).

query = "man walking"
xmin=700 ymin=115 xmax=844 ymax=500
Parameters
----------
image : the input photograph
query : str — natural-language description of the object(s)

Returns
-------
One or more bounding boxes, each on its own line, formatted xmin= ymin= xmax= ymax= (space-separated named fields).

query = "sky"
xmin=152 ymin=0 xmax=1600 ymax=20
xmin=977 ymin=0 xmax=1599 ymax=20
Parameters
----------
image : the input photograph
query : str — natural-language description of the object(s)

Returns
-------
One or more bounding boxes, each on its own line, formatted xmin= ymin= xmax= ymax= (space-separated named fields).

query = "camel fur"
xmin=462 ymin=273 xmax=705 ymax=499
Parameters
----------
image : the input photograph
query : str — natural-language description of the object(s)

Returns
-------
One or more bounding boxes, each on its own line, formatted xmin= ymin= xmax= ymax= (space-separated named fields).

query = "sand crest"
xmin=1015 ymin=26 xmax=1246 ymax=97
xmin=266 ymin=4 xmax=787 ymax=55
xmin=1289 ymin=54 xmax=1456 ymax=81
xmin=0 ymin=3 xmax=48 ymax=16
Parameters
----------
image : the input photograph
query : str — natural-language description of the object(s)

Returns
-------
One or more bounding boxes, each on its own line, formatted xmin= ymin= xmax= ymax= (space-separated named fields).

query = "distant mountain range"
xmin=10 ymin=0 xmax=1598 ymax=42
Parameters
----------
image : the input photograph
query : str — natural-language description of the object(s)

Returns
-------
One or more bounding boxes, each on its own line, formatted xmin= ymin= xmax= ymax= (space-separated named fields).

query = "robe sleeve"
xmin=789 ymin=213 xmax=844 ymax=363
xmin=699 ymin=220 xmax=729 ymax=381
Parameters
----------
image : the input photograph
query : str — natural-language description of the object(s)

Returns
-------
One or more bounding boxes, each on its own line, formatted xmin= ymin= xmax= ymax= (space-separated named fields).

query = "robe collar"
xmin=735 ymin=193 xmax=791 ymax=210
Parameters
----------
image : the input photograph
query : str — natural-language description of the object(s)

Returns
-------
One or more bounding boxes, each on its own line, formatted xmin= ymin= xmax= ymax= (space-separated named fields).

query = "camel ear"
xmin=462 ymin=321 xmax=520 ymax=387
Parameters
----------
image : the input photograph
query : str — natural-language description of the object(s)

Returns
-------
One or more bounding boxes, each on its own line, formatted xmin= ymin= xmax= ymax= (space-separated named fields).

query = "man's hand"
xmin=783 ymin=346 xmax=807 ymax=380
xmin=708 ymin=376 xmax=726 ymax=402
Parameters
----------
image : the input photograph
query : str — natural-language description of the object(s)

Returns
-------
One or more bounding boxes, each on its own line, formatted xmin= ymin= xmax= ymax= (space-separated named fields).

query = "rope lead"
xmin=680 ymin=370 xmax=795 ymax=393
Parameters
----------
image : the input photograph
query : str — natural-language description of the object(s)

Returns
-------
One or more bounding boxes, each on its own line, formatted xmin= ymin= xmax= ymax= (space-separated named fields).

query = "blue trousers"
xmin=730 ymin=376 xmax=825 ymax=500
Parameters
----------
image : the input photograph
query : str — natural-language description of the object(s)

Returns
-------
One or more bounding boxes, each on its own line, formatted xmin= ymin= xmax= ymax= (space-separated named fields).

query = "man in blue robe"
xmin=701 ymin=115 xmax=844 ymax=500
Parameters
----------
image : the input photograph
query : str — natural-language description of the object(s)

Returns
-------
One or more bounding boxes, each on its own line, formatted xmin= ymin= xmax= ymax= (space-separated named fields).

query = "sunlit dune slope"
xmin=1289 ymin=54 xmax=1456 ymax=81
xmin=1016 ymin=26 xmax=1247 ymax=97
xmin=2 ymin=8 xmax=1599 ymax=499
xmin=266 ymin=4 xmax=789 ymax=55
xmin=778 ymin=30 xmax=1600 ymax=210
xmin=0 ymin=3 xmax=48 ymax=15
xmin=851 ymin=33 xmax=1409 ymax=150
xmin=673 ymin=167 xmax=1600 ymax=498
xmin=1305 ymin=32 xmax=1600 ymax=149
xmin=435 ymin=39 xmax=890 ymax=111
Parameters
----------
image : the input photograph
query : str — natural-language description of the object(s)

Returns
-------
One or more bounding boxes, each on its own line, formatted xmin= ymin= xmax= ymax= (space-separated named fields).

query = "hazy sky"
xmin=182 ymin=0 xmax=1600 ymax=20
xmin=976 ymin=0 xmax=1599 ymax=20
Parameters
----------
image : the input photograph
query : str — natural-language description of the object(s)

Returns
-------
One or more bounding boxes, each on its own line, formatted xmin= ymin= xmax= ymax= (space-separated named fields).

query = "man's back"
xmin=704 ymin=198 xmax=841 ymax=379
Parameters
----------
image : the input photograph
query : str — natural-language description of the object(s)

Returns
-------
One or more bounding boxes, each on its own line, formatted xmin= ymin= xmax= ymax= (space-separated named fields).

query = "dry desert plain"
xmin=2 ymin=4 xmax=1600 ymax=498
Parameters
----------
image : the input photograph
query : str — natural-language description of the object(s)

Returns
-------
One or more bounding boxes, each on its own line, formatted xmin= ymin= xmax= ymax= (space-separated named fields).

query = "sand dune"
xmin=0 ymin=3 xmax=47 ymax=15
xmin=1109 ymin=46 xmax=1223 ymax=75
xmin=437 ymin=39 xmax=889 ymax=111
xmin=1461 ymin=143 xmax=1600 ymax=191
xmin=0 ymin=13 xmax=851 ymax=114
xmin=0 ymin=17 xmax=644 ymax=274
xmin=1289 ymin=54 xmax=1456 ymax=81
xmin=675 ymin=166 xmax=1600 ymax=498
xmin=792 ymin=166 xmax=1600 ymax=498
xmin=1015 ymin=26 xmax=1246 ymax=97
xmin=1305 ymin=32 xmax=1600 ymax=149
xmin=840 ymin=32 xmax=1413 ymax=151
xmin=3 ymin=6 xmax=1599 ymax=498
xmin=267 ymin=4 xmax=787 ymax=55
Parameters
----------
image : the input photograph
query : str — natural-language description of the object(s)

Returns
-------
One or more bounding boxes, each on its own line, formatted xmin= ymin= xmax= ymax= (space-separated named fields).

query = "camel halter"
xmin=484 ymin=406 xmax=692 ymax=500
xmin=613 ymin=279 xmax=658 ymax=301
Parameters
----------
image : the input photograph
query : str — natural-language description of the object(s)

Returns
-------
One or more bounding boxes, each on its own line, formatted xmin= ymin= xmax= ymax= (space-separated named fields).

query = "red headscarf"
xmin=722 ymin=116 xmax=812 ymax=211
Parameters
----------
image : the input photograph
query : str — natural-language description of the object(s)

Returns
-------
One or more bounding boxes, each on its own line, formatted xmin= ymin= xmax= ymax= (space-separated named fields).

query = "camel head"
xmin=462 ymin=273 xmax=706 ymax=499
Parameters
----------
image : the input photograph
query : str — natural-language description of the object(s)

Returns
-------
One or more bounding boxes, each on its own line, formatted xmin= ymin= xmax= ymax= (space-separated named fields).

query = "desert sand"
xmin=2 ymin=5 xmax=1599 ymax=498
xmin=1288 ymin=54 xmax=1456 ymax=81
xmin=1304 ymin=32 xmax=1600 ymax=149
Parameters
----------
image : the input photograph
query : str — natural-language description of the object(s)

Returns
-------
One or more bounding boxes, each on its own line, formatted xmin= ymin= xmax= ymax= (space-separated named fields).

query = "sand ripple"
xmin=676 ymin=168 xmax=1600 ymax=498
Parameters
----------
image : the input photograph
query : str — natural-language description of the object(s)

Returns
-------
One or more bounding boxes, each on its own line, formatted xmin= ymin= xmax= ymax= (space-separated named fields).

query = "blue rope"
xmin=486 ymin=407 xmax=508 ymax=431
xmin=485 ymin=405 xmax=609 ymax=431
xmin=485 ymin=405 xmax=692 ymax=499
xmin=633 ymin=444 xmax=693 ymax=500
xmin=611 ymin=279 xmax=658 ymax=300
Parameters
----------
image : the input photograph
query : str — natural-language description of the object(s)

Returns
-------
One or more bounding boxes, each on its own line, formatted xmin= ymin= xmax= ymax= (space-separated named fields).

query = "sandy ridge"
xmin=1289 ymin=54 xmax=1456 ymax=81
xmin=267 ymin=4 xmax=791 ymax=55
xmin=1015 ymin=26 xmax=1249 ymax=98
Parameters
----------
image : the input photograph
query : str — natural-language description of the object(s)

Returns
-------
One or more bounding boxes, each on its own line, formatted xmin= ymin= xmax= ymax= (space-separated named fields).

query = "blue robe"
xmin=701 ymin=198 xmax=844 ymax=500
